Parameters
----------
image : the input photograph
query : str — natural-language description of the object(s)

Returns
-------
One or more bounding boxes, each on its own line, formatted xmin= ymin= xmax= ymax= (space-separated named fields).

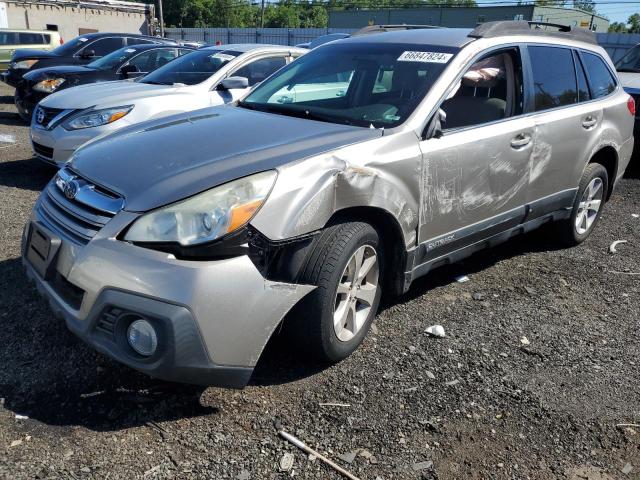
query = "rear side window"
xmin=233 ymin=57 xmax=286 ymax=86
xmin=18 ymin=33 xmax=47 ymax=44
xmin=0 ymin=32 xmax=46 ymax=45
xmin=581 ymin=52 xmax=616 ymax=99
xmin=127 ymin=37 xmax=156 ymax=46
xmin=529 ymin=46 xmax=577 ymax=111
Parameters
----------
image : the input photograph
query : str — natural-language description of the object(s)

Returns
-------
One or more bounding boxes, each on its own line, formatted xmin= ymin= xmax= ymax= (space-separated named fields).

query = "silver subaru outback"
xmin=22 ymin=22 xmax=634 ymax=387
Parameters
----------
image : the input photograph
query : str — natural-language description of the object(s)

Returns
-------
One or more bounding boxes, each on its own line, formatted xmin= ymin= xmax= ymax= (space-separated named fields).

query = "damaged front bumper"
xmin=21 ymin=207 xmax=315 ymax=388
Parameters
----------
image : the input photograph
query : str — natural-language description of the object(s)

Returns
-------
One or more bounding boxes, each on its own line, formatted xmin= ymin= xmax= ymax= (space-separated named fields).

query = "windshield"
xmin=87 ymin=46 xmax=137 ymax=70
xmin=51 ymin=36 xmax=91 ymax=56
xmin=616 ymin=44 xmax=640 ymax=72
xmin=140 ymin=49 xmax=239 ymax=86
xmin=242 ymin=42 xmax=456 ymax=128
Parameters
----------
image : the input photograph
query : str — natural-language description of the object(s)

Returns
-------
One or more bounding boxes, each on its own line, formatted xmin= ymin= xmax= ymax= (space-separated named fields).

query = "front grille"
xmin=36 ymin=169 xmax=123 ymax=245
xmin=32 ymin=141 xmax=53 ymax=159
xmin=38 ymin=106 xmax=65 ymax=126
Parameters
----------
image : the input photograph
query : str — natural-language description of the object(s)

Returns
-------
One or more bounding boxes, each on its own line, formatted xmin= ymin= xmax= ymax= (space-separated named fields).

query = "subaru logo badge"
xmin=35 ymin=107 xmax=45 ymax=125
xmin=63 ymin=180 xmax=79 ymax=200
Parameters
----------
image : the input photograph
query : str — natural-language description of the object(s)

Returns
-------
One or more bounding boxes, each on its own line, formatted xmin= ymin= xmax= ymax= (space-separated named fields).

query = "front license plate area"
xmin=26 ymin=223 xmax=61 ymax=280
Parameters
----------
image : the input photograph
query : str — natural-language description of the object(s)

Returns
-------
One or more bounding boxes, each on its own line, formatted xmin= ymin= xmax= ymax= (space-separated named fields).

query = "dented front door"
xmin=417 ymin=116 xmax=536 ymax=248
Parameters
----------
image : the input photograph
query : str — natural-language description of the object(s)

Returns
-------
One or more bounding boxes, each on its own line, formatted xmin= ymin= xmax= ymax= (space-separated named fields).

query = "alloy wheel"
xmin=575 ymin=177 xmax=603 ymax=235
xmin=333 ymin=244 xmax=379 ymax=342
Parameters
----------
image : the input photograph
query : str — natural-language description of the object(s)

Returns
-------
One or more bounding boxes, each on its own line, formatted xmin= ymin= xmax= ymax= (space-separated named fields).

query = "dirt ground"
xmin=0 ymin=81 xmax=638 ymax=480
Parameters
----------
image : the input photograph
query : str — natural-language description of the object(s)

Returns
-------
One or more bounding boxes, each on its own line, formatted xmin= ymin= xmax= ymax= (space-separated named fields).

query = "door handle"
xmin=582 ymin=115 xmax=597 ymax=129
xmin=510 ymin=133 xmax=531 ymax=149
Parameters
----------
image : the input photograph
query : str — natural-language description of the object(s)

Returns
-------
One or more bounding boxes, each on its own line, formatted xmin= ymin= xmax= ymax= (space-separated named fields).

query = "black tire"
xmin=555 ymin=163 xmax=609 ymax=246
xmin=14 ymin=90 xmax=31 ymax=123
xmin=289 ymin=222 xmax=383 ymax=363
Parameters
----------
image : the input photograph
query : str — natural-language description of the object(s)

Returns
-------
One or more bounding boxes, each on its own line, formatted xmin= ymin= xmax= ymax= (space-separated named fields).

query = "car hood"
xmin=618 ymin=72 xmax=640 ymax=90
xmin=71 ymin=106 xmax=382 ymax=212
xmin=12 ymin=49 xmax=57 ymax=61
xmin=24 ymin=65 xmax=94 ymax=81
xmin=41 ymin=80 xmax=188 ymax=109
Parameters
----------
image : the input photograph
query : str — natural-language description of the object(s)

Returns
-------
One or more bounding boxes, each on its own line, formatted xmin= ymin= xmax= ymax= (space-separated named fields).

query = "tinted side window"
xmin=83 ymin=37 xmax=124 ymax=57
xmin=529 ymin=46 xmax=577 ymax=111
xmin=574 ymin=51 xmax=590 ymax=102
xmin=581 ymin=52 xmax=616 ymax=99
xmin=127 ymin=37 xmax=156 ymax=46
xmin=234 ymin=57 xmax=286 ymax=86
xmin=18 ymin=33 xmax=46 ymax=44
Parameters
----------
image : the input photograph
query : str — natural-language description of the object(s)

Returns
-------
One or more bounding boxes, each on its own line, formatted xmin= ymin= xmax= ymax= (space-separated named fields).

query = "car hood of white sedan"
xmin=40 ymin=80 xmax=196 ymax=110
xmin=618 ymin=72 xmax=640 ymax=90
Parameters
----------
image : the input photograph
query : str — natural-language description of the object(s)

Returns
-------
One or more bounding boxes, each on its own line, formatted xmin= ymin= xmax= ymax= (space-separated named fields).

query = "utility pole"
xmin=260 ymin=0 xmax=266 ymax=29
xmin=158 ymin=0 xmax=165 ymax=37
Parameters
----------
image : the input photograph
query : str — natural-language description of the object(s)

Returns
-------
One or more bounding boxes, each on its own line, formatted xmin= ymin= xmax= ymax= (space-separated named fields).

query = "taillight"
xmin=628 ymin=96 xmax=636 ymax=116
xmin=59 ymin=37 xmax=64 ymax=45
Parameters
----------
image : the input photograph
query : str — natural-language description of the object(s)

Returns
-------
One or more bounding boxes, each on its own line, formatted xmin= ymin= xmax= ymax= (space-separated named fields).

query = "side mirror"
xmin=217 ymin=76 xmax=249 ymax=91
xmin=80 ymin=49 xmax=96 ymax=59
xmin=120 ymin=64 xmax=140 ymax=77
xmin=424 ymin=108 xmax=447 ymax=140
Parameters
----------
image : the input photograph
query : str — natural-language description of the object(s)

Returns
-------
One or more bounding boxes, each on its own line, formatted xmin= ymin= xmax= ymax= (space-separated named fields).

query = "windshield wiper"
xmin=616 ymin=68 xmax=640 ymax=73
xmin=141 ymin=80 xmax=171 ymax=85
xmin=258 ymin=103 xmax=363 ymax=127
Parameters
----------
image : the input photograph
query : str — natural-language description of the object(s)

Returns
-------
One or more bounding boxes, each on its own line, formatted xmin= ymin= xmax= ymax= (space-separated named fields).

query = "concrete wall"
xmin=532 ymin=6 xmax=609 ymax=32
xmin=3 ymin=1 xmax=149 ymax=42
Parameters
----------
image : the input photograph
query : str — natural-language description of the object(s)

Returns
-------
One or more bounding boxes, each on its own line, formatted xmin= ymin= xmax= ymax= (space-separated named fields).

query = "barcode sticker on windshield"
xmin=397 ymin=51 xmax=453 ymax=63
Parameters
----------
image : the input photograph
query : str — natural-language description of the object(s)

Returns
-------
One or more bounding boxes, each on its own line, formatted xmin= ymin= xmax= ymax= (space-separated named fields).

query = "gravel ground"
xmin=0 ymin=82 xmax=639 ymax=480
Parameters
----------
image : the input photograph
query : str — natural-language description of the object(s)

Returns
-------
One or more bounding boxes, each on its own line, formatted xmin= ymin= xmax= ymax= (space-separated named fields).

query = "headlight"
xmin=124 ymin=171 xmax=277 ymax=246
xmin=33 ymin=78 xmax=65 ymax=93
xmin=12 ymin=59 xmax=39 ymax=69
xmin=63 ymin=106 xmax=133 ymax=130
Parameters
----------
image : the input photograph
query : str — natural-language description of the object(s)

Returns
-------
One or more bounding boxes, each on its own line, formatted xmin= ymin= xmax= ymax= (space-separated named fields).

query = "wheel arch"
xmin=589 ymin=145 xmax=618 ymax=201
xmin=326 ymin=206 xmax=409 ymax=297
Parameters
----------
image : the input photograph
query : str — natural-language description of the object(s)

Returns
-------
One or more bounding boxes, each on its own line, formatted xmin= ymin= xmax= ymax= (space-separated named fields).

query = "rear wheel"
xmin=555 ymin=163 xmax=608 ymax=246
xmin=289 ymin=222 xmax=383 ymax=363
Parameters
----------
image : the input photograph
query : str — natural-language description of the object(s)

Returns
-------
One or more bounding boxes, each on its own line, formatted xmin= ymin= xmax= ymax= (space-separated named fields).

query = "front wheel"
xmin=554 ymin=163 xmax=608 ymax=246
xmin=14 ymin=90 xmax=31 ymax=122
xmin=289 ymin=222 xmax=383 ymax=363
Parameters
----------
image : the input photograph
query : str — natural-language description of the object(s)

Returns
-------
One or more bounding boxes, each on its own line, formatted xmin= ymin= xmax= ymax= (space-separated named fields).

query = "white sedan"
xmin=30 ymin=44 xmax=306 ymax=165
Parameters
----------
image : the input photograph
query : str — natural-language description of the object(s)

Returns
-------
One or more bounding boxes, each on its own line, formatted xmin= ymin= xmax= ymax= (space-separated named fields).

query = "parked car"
xmin=615 ymin=43 xmax=640 ymax=142
xmin=2 ymin=32 xmax=176 ymax=119
xmin=1 ymin=28 xmax=62 ymax=72
xmin=17 ymin=44 xmax=195 ymax=122
xmin=22 ymin=22 xmax=634 ymax=387
xmin=30 ymin=44 xmax=305 ymax=165
xmin=296 ymin=25 xmax=440 ymax=49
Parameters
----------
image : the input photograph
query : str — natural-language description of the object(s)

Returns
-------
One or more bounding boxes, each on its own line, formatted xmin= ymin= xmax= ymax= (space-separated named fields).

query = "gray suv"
xmin=22 ymin=22 xmax=634 ymax=387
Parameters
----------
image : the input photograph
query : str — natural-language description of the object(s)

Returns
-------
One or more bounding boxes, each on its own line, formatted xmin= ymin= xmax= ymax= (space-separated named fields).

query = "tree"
xmin=609 ymin=21 xmax=627 ymax=32
xmin=573 ymin=0 xmax=595 ymax=13
xmin=629 ymin=12 xmax=640 ymax=33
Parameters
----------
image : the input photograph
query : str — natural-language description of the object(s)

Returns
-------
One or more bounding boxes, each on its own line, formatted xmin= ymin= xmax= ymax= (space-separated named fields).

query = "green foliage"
xmin=606 ymin=13 xmax=640 ymax=33
xmin=158 ymin=0 xmax=482 ymax=28
xmin=573 ymin=0 xmax=595 ymax=13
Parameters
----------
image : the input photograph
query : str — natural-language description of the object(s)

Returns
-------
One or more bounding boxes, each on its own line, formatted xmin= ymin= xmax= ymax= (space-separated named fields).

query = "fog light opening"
xmin=127 ymin=318 xmax=158 ymax=357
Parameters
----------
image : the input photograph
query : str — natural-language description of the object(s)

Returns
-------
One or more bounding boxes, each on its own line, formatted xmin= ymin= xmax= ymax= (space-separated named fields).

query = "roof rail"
xmin=354 ymin=24 xmax=443 ymax=36
xmin=468 ymin=20 xmax=597 ymax=45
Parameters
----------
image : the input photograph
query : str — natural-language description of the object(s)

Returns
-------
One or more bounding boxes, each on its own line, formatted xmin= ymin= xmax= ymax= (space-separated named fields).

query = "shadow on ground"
xmin=0 ymin=111 xmax=26 ymax=127
xmin=0 ymin=157 xmax=56 ymax=191
xmin=0 ymin=203 xmax=615 ymax=430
